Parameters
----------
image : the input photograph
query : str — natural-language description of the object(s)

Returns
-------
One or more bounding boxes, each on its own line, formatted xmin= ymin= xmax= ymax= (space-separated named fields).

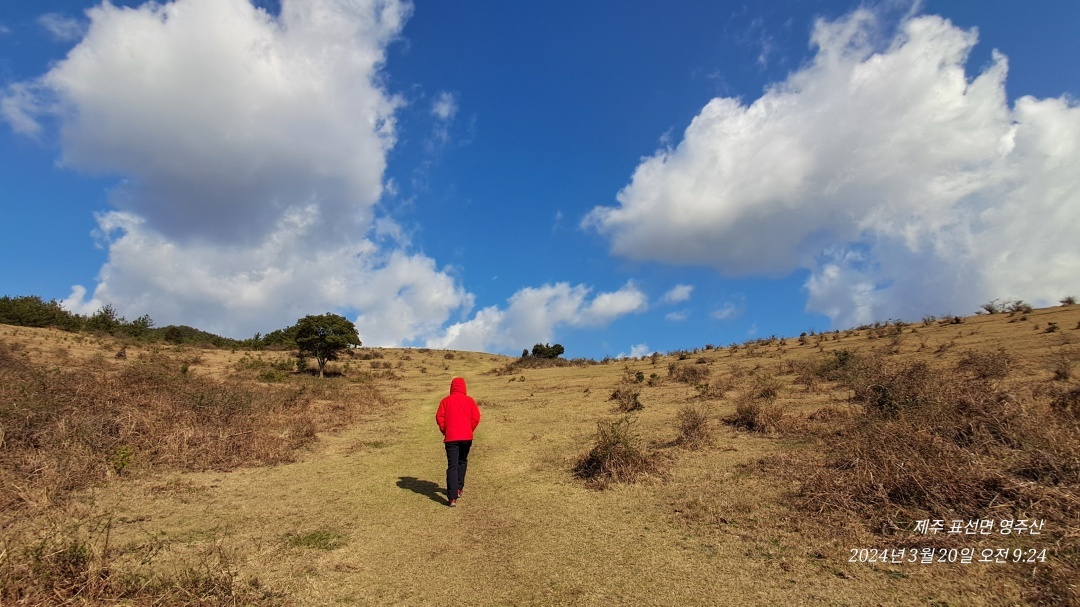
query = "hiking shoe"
xmin=448 ymin=499 xmax=457 ymax=508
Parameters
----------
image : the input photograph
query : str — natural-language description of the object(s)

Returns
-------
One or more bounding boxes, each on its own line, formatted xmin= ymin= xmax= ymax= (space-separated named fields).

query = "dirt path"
xmin=99 ymin=363 xmax=1003 ymax=606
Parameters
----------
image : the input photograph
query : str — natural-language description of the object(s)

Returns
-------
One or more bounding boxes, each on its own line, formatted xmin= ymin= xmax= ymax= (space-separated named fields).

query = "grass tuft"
xmin=284 ymin=529 xmax=347 ymax=551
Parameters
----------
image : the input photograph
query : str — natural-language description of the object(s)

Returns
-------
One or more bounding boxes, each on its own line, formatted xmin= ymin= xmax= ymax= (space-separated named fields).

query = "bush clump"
xmin=675 ymin=404 xmax=712 ymax=449
xmin=797 ymin=353 xmax=1079 ymax=528
xmin=1 ymin=516 xmax=284 ymax=606
xmin=956 ymin=349 xmax=1013 ymax=379
xmin=668 ymin=362 xmax=709 ymax=385
xmin=573 ymin=416 xmax=656 ymax=488
xmin=0 ymin=345 xmax=382 ymax=514
xmin=726 ymin=372 xmax=786 ymax=433
xmin=730 ymin=399 xmax=786 ymax=434
xmin=610 ymin=385 xmax=643 ymax=412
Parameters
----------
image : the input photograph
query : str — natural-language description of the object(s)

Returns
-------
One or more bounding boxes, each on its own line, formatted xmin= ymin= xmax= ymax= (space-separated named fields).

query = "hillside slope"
xmin=1 ymin=304 xmax=1077 ymax=605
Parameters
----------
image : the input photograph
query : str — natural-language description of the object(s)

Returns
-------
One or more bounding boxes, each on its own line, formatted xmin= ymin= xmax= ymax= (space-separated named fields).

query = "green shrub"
xmin=530 ymin=343 xmax=565 ymax=358
xmin=0 ymin=295 xmax=82 ymax=331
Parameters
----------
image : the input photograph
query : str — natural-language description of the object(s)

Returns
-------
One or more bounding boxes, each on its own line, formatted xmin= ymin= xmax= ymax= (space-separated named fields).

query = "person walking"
xmin=436 ymin=377 xmax=481 ymax=507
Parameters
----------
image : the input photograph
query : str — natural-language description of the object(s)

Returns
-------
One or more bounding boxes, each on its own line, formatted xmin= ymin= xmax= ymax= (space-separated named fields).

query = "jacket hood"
xmin=450 ymin=377 xmax=467 ymax=395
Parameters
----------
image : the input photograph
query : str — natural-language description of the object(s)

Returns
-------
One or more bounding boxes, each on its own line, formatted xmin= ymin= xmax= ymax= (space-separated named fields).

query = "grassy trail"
xmin=10 ymin=308 xmax=1077 ymax=605
xmin=97 ymin=360 xmax=1015 ymax=606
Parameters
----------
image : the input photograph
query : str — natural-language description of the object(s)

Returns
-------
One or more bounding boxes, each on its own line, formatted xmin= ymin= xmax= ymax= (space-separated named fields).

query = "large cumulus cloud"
xmin=5 ymin=0 xmax=649 ymax=349
xmin=586 ymin=9 xmax=1080 ymax=327
xmin=7 ymin=0 xmax=479 ymax=342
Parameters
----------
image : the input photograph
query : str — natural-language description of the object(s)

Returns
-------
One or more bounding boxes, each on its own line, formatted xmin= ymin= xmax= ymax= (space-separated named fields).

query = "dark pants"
xmin=444 ymin=440 xmax=472 ymax=502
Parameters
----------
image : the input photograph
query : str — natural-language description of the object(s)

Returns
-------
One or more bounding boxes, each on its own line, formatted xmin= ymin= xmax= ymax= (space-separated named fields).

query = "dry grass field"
xmin=1 ymin=303 xmax=1078 ymax=605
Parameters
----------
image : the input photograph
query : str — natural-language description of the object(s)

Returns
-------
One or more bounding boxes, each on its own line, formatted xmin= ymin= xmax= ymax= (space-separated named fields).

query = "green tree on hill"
xmin=294 ymin=313 xmax=361 ymax=378
xmin=531 ymin=343 xmax=565 ymax=359
xmin=0 ymin=295 xmax=80 ymax=330
xmin=85 ymin=304 xmax=122 ymax=334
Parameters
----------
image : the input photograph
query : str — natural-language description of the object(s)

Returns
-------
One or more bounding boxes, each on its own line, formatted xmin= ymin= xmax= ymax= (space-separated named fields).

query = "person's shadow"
xmin=396 ymin=476 xmax=447 ymax=505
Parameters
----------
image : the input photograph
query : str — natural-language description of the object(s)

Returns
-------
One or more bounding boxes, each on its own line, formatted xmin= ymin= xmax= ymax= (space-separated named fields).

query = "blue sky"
xmin=1 ymin=0 xmax=1078 ymax=358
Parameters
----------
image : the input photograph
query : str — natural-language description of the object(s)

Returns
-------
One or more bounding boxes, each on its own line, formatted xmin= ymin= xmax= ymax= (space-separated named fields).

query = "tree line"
xmin=2 ymin=295 xmax=573 ymax=375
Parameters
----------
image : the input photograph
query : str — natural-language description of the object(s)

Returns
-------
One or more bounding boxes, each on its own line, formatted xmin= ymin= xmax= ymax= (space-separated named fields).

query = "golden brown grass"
xmin=1 ymin=303 xmax=1078 ymax=605
xmin=0 ymin=329 xmax=385 ymax=604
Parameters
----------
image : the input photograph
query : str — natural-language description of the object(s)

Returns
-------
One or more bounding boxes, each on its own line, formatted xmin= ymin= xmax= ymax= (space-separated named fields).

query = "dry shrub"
xmin=0 ymin=343 xmax=378 ymax=604
xmin=797 ymin=353 xmax=1079 ymax=533
xmin=573 ymin=416 xmax=656 ymax=488
xmin=1050 ymin=350 xmax=1075 ymax=381
xmin=799 ymin=416 xmax=1009 ymax=521
xmin=786 ymin=359 xmax=822 ymax=392
xmin=814 ymin=349 xmax=880 ymax=385
xmin=668 ymin=362 xmax=709 ymax=385
xmin=806 ymin=406 xmax=849 ymax=423
xmin=675 ymin=404 xmax=712 ymax=449
xmin=797 ymin=406 xmax=852 ymax=438
xmin=489 ymin=356 xmax=595 ymax=375
xmin=956 ymin=349 xmax=1013 ymax=379
xmin=848 ymin=360 xmax=953 ymax=418
xmin=609 ymin=385 xmax=643 ymax=412
xmin=692 ymin=377 xmax=732 ymax=399
xmin=729 ymin=399 xmax=786 ymax=434
xmin=782 ymin=351 xmax=1080 ymax=607
xmin=726 ymin=372 xmax=786 ymax=433
xmin=750 ymin=373 xmax=782 ymax=402
xmin=794 ymin=368 xmax=1080 ymax=606
xmin=1051 ymin=387 xmax=1080 ymax=419
xmin=0 ymin=346 xmax=378 ymax=514
xmin=793 ymin=371 xmax=821 ymax=392
xmin=0 ymin=513 xmax=283 ymax=606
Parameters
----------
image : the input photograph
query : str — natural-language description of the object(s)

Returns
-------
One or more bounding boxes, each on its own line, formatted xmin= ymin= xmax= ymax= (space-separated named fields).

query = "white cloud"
xmin=426 ymin=91 xmax=458 ymax=153
xmin=661 ymin=284 xmax=693 ymax=304
xmin=427 ymin=282 xmax=647 ymax=353
xmin=582 ymin=283 xmax=648 ymax=323
xmin=586 ymin=9 xmax=1080 ymax=328
xmin=431 ymin=91 xmax=458 ymax=121
xmin=710 ymin=302 xmax=741 ymax=321
xmin=62 ymin=208 xmax=471 ymax=345
xmin=38 ymin=12 xmax=86 ymax=42
xmin=1 ymin=83 xmax=43 ymax=136
xmin=612 ymin=343 xmax=652 ymax=359
xmin=665 ymin=310 xmax=688 ymax=322
xmin=7 ymin=0 xmax=479 ymax=344
xmin=13 ymin=0 xmax=409 ymax=245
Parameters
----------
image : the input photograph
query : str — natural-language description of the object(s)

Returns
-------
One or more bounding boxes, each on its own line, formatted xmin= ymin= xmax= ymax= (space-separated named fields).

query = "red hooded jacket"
xmin=436 ymin=377 xmax=481 ymax=442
